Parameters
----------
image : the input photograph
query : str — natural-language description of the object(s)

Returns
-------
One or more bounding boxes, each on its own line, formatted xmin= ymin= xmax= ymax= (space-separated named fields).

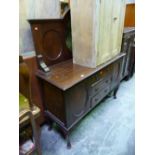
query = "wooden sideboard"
xmin=36 ymin=53 xmax=125 ymax=148
xmin=121 ymin=27 xmax=135 ymax=80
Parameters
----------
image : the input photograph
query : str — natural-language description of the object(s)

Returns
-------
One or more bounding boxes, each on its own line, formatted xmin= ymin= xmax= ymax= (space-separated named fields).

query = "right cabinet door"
xmin=97 ymin=0 xmax=126 ymax=66
xmin=110 ymin=0 xmax=126 ymax=58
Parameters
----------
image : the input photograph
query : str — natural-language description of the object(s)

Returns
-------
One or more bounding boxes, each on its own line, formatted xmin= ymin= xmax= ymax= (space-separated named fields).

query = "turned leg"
xmin=46 ymin=117 xmax=53 ymax=131
xmin=113 ymin=85 xmax=119 ymax=99
xmin=66 ymin=133 xmax=71 ymax=149
xmin=62 ymin=130 xmax=71 ymax=149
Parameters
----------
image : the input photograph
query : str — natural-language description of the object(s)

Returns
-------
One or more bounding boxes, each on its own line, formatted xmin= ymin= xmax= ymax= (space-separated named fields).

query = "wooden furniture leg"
xmin=113 ymin=85 xmax=120 ymax=99
xmin=61 ymin=129 xmax=71 ymax=149
xmin=66 ymin=132 xmax=71 ymax=149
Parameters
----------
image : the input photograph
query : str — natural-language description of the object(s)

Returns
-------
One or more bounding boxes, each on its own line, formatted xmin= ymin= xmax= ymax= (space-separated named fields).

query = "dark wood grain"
xmin=36 ymin=53 xmax=125 ymax=91
xmin=37 ymin=53 xmax=125 ymax=147
xmin=28 ymin=10 xmax=72 ymax=67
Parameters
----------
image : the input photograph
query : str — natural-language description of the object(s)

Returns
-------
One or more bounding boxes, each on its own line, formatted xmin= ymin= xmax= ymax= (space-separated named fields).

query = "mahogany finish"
xmin=28 ymin=11 xmax=72 ymax=67
xmin=121 ymin=27 xmax=135 ymax=80
xmin=36 ymin=53 xmax=125 ymax=148
xmin=28 ymin=9 xmax=126 ymax=148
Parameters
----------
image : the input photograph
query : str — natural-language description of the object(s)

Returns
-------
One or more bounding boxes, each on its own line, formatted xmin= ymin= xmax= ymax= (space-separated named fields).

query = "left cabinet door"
xmin=64 ymin=82 xmax=88 ymax=128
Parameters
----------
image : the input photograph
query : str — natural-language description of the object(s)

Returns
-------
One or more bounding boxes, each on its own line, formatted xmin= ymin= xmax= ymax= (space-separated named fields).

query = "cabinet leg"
xmin=66 ymin=134 xmax=71 ymax=149
xmin=46 ymin=118 xmax=53 ymax=131
xmin=63 ymin=131 xmax=72 ymax=149
xmin=113 ymin=86 xmax=119 ymax=99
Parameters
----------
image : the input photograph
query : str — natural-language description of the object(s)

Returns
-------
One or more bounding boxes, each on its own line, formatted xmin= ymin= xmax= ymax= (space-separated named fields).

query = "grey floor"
xmin=40 ymin=76 xmax=135 ymax=155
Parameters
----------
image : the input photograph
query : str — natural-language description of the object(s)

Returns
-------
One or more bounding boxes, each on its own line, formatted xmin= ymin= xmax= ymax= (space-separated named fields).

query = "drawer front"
xmin=86 ymin=66 xmax=110 ymax=87
xmin=89 ymin=77 xmax=111 ymax=96
xmin=91 ymin=87 xmax=110 ymax=108
xmin=96 ymin=67 xmax=110 ymax=80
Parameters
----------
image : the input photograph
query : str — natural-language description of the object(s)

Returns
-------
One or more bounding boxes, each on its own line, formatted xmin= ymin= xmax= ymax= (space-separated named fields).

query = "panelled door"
xmin=97 ymin=0 xmax=126 ymax=65
xmin=110 ymin=0 xmax=126 ymax=57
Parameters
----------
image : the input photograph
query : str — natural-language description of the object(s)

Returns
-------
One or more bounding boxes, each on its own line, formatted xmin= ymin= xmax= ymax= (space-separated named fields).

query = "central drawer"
xmin=90 ymin=86 xmax=110 ymax=108
xmin=89 ymin=77 xmax=111 ymax=96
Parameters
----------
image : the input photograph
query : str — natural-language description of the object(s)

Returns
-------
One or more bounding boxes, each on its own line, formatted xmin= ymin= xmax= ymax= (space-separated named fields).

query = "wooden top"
xmin=36 ymin=53 xmax=125 ymax=91
xmin=124 ymin=27 xmax=135 ymax=33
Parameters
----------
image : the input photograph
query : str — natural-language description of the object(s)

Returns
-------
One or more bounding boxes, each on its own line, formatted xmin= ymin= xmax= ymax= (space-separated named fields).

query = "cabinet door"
xmin=97 ymin=0 xmax=126 ymax=66
xmin=97 ymin=0 xmax=113 ymax=66
xmin=65 ymin=82 xmax=88 ymax=128
xmin=110 ymin=0 xmax=126 ymax=57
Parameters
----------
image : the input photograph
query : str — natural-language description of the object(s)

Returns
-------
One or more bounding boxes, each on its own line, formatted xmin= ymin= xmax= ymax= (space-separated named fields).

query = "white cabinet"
xmin=70 ymin=0 xmax=126 ymax=68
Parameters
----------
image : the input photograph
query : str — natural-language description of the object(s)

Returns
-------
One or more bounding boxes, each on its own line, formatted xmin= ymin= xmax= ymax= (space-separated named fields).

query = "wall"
xmin=126 ymin=0 xmax=135 ymax=4
xmin=124 ymin=2 xmax=135 ymax=27
xmin=19 ymin=0 xmax=61 ymax=56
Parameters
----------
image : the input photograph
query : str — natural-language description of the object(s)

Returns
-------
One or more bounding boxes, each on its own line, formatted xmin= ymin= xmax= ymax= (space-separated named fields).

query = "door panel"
xmin=97 ymin=0 xmax=113 ymax=65
xmin=65 ymin=82 xmax=88 ymax=127
xmin=111 ymin=0 xmax=126 ymax=57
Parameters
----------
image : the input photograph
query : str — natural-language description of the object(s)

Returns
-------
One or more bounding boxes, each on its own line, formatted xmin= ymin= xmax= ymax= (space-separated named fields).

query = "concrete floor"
xmin=40 ymin=76 xmax=135 ymax=155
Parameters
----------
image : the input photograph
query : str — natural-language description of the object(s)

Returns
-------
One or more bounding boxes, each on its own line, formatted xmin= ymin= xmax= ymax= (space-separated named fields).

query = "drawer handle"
xmin=95 ymin=98 xmax=98 ymax=102
xmin=95 ymin=88 xmax=99 ymax=92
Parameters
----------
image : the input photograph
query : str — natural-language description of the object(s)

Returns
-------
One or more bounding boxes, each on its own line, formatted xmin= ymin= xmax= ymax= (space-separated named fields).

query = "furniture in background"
xmin=124 ymin=3 xmax=135 ymax=27
xmin=60 ymin=0 xmax=70 ymax=17
xmin=121 ymin=27 xmax=135 ymax=80
xmin=19 ymin=56 xmax=42 ymax=155
xmin=24 ymin=56 xmax=45 ymax=124
xmin=70 ymin=0 xmax=126 ymax=68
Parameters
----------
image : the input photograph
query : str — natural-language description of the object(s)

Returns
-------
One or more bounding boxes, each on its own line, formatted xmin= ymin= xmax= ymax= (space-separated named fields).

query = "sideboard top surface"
xmin=36 ymin=53 xmax=125 ymax=91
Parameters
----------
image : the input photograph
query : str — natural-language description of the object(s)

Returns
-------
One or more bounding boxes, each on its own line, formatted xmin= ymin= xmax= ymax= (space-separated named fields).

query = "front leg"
xmin=113 ymin=85 xmax=119 ymax=99
xmin=66 ymin=133 xmax=71 ymax=149
xmin=62 ymin=130 xmax=72 ymax=149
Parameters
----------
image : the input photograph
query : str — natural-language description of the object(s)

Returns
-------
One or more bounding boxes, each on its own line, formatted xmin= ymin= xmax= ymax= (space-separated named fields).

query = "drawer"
xmin=91 ymin=87 xmax=110 ymax=108
xmin=89 ymin=77 xmax=111 ymax=96
xmin=86 ymin=66 xmax=110 ymax=87
xmin=96 ymin=67 xmax=110 ymax=80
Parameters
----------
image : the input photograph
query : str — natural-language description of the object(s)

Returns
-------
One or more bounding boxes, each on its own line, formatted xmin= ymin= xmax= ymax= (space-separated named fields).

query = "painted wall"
xmin=124 ymin=3 xmax=135 ymax=27
xmin=126 ymin=0 xmax=135 ymax=4
xmin=19 ymin=0 xmax=60 ymax=55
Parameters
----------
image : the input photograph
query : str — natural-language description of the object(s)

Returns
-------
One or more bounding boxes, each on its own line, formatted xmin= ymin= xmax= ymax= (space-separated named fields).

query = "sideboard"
xmin=36 ymin=53 xmax=125 ymax=148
